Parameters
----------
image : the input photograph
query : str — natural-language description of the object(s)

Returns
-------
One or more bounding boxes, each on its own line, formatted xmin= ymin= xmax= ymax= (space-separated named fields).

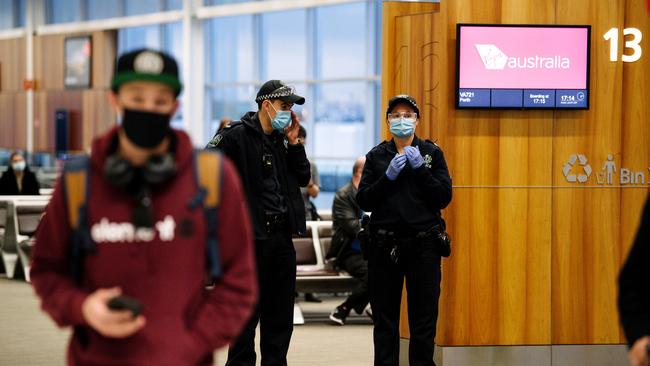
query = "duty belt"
xmin=265 ymin=212 xmax=288 ymax=234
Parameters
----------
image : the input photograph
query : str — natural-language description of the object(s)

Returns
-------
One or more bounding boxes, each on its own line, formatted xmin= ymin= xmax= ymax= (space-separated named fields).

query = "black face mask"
xmin=122 ymin=108 xmax=172 ymax=148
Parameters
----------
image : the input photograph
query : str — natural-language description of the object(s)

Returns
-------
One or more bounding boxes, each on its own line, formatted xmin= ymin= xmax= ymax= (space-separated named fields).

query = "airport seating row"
xmin=294 ymin=221 xmax=356 ymax=294
xmin=0 ymin=196 xmax=50 ymax=282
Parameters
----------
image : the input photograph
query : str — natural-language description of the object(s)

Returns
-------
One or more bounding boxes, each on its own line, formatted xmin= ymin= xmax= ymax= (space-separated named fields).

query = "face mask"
xmin=12 ymin=161 xmax=26 ymax=172
xmin=267 ymin=102 xmax=292 ymax=130
xmin=121 ymin=108 xmax=172 ymax=148
xmin=389 ymin=118 xmax=416 ymax=138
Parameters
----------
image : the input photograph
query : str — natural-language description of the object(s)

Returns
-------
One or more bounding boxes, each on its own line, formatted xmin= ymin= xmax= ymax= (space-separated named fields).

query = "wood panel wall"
xmin=0 ymin=37 xmax=27 ymax=149
xmin=384 ymin=0 xmax=650 ymax=346
xmin=0 ymin=30 xmax=116 ymax=152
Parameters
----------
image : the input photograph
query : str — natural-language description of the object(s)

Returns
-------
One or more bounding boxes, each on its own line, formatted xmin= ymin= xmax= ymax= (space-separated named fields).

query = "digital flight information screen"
xmin=455 ymin=24 xmax=591 ymax=110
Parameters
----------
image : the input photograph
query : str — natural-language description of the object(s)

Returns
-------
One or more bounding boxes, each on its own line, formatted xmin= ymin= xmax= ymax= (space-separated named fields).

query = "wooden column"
xmin=382 ymin=0 xmax=650 ymax=347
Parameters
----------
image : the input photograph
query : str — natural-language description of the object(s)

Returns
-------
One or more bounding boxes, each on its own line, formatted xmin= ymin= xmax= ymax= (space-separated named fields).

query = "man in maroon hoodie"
xmin=31 ymin=49 xmax=257 ymax=365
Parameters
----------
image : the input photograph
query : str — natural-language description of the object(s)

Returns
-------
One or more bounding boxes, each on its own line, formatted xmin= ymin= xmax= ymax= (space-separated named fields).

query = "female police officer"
xmin=356 ymin=95 xmax=452 ymax=366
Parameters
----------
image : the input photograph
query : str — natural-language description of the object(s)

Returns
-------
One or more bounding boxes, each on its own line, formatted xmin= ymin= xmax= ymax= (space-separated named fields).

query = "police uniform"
xmin=206 ymin=81 xmax=310 ymax=366
xmin=357 ymin=112 xmax=452 ymax=364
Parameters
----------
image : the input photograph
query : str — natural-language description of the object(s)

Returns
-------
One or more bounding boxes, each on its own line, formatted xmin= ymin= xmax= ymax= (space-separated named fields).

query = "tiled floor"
xmin=0 ymin=277 xmax=373 ymax=366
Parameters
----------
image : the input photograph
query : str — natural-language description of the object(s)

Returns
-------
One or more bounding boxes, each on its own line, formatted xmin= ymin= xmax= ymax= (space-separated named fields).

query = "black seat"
xmin=293 ymin=238 xmax=317 ymax=266
xmin=15 ymin=203 xmax=47 ymax=282
xmin=16 ymin=205 xmax=43 ymax=236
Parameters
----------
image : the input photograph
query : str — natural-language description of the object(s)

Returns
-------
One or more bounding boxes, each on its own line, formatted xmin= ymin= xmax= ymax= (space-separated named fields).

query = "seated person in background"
xmin=0 ymin=151 xmax=40 ymax=195
xmin=298 ymin=126 xmax=321 ymax=221
xmin=327 ymin=156 xmax=371 ymax=325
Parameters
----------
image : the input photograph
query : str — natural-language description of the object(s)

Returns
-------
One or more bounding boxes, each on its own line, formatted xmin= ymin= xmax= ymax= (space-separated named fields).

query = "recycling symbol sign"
xmin=563 ymin=154 xmax=592 ymax=183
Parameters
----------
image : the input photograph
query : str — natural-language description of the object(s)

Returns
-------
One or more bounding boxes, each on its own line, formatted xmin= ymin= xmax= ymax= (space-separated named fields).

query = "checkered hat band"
xmin=256 ymin=86 xmax=295 ymax=102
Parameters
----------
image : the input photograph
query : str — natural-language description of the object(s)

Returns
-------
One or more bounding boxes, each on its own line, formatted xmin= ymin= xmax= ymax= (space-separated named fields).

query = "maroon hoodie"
xmin=31 ymin=127 xmax=257 ymax=366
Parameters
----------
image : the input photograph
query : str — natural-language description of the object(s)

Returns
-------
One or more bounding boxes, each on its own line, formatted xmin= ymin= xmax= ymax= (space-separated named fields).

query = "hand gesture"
xmin=82 ymin=287 xmax=146 ymax=338
xmin=284 ymin=111 xmax=301 ymax=145
xmin=386 ymin=153 xmax=407 ymax=181
xmin=404 ymin=146 xmax=424 ymax=169
xmin=628 ymin=336 xmax=650 ymax=366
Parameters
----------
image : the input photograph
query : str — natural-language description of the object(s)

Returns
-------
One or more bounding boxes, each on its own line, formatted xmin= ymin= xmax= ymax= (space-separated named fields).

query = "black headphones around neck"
xmin=103 ymin=153 xmax=176 ymax=189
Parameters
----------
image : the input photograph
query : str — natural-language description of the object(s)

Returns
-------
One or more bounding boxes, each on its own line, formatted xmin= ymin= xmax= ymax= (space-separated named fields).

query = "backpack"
xmin=62 ymin=150 xmax=224 ymax=284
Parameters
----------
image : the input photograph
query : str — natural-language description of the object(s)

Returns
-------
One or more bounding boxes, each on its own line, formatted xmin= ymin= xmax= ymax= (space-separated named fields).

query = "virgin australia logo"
xmin=475 ymin=44 xmax=571 ymax=70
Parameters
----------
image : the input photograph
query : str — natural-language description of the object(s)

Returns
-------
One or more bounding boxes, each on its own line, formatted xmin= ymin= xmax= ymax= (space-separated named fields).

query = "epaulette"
xmin=206 ymin=121 xmax=242 ymax=148
xmin=425 ymin=139 xmax=442 ymax=149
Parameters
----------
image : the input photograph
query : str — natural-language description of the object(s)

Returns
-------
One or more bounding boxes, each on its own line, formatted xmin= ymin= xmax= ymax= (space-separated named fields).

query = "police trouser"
xmin=226 ymin=229 xmax=296 ymax=366
xmin=368 ymin=233 xmax=442 ymax=366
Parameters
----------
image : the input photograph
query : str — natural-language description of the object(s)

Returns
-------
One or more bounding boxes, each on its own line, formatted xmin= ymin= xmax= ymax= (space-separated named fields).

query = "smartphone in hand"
xmin=107 ymin=295 xmax=143 ymax=317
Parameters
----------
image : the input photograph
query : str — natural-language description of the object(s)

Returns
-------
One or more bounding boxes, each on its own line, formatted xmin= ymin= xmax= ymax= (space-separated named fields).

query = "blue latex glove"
xmin=404 ymin=146 xmax=424 ymax=169
xmin=386 ymin=153 xmax=407 ymax=180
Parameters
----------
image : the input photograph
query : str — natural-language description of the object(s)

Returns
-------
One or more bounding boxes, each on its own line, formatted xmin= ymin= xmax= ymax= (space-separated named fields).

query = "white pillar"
xmin=182 ymin=0 xmax=205 ymax=147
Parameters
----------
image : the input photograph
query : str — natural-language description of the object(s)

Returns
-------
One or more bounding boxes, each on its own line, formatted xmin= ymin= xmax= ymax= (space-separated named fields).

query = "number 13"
xmin=604 ymin=27 xmax=643 ymax=62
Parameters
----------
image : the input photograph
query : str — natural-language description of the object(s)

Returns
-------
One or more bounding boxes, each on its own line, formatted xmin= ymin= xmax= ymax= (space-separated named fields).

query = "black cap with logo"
xmin=111 ymin=49 xmax=183 ymax=97
xmin=255 ymin=80 xmax=305 ymax=105
xmin=386 ymin=94 xmax=420 ymax=117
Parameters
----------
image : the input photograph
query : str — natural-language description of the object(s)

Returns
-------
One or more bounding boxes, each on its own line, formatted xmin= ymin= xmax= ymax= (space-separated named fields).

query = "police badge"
xmin=207 ymin=133 xmax=223 ymax=148
xmin=424 ymin=154 xmax=433 ymax=168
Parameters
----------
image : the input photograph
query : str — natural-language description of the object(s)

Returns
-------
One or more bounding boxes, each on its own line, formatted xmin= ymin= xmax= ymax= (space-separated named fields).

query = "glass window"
xmin=165 ymin=0 xmax=182 ymax=10
xmin=204 ymin=0 xmax=252 ymax=5
xmin=118 ymin=25 xmax=162 ymax=53
xmin=86 ymin=0 xmax=121 ymax=20
xmin=317 ymin=3 xmax=367 ymax=79
xmin=0 ymin=0 xmax=16 ymax=29
xmin=16 ymin=0 xmax=25 ymax=27
xmin=46 ymin=0 xmax=82 ymax=24
xmin=163 ymin=22 xmax=183 ymax=75
xmin=313 ymin=81 xmax=366 ymax=159
xmin=206 ymin=15 xmax=254 ymax=84
xmin=125 ymin=0 xmax=162 ymax=16
xmin=205 ymin=85 xmax=257 ymax=137
xmin=261 ymin=9 xmax=307 ymax=80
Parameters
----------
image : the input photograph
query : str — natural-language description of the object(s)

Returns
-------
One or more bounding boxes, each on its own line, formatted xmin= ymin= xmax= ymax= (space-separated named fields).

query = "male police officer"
xmin=357 ymin=95 xmax=452 ymax=366
xmin=31 ymin=49 xmax=257 ymax=365
xmin=207 ymin=80 xmax=311 ymax=366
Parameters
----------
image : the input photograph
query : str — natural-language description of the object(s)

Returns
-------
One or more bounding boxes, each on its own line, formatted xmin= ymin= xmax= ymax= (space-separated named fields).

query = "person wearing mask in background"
xmin=297 ymin=125 xmax=322 ymax=303
xmin=0 ymin=151 xmax=40 ymax=195
xmin=327 ymin=156 xmax=371 ymax=325
xmin=31 ymin=49 xmax=257 ymax=366
xmin=619 ymin=193 xmax=650 ymax=366
xmin=357 ymin=95 xmax=452 ymax=366
xmin=207 ymin=80 xmax=311 ymax=366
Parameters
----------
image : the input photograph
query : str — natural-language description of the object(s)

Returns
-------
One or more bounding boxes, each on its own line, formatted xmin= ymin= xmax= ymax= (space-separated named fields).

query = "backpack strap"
xmin=193 ymin=150 xmax=223 ymax=279
xmin=62 ymin=155 xmax=93 ymax=284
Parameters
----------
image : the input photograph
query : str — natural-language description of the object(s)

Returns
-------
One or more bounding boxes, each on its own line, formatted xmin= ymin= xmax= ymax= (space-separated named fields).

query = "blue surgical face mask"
xmin=389 ymin=118 xmax=416 ymax=138
xmin=267 ymin=102 xmax=292 ymax=130
xmin=12 ymin=161 xmax=26 ymax=172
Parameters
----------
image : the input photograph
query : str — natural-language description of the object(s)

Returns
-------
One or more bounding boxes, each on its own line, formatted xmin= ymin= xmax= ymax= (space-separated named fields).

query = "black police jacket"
xmin=357 ymin=135 xmax=452 ymax=232
xmin=618 ymin=192 xmax=650 ymax=346
xmin=206 ymin=112 xmax=311 ymax=240
xmin=327 ymin=181 xmax=362 ymax=261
